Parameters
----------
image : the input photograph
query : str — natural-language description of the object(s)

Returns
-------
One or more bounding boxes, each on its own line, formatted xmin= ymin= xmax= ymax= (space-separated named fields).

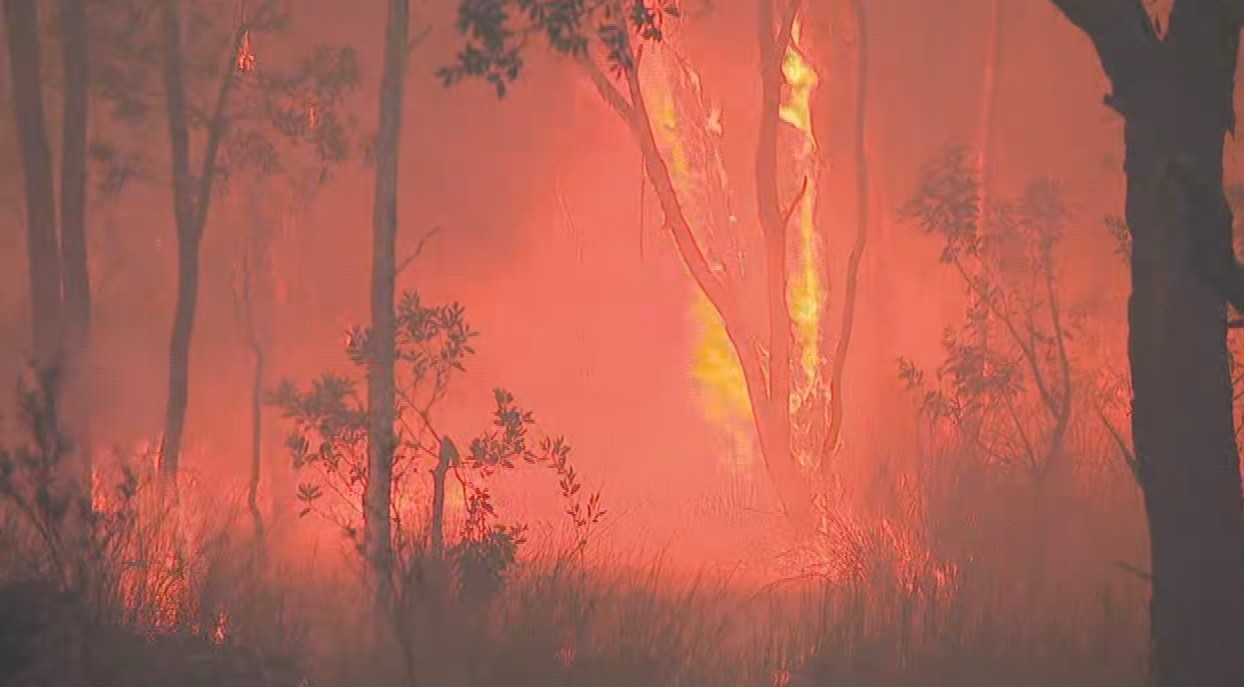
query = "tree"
xmin=365 ymin=0 xmax=409 ymax=611
xmin=442 ymin=0 xmax=872 ymax=531
xmin=92 ymin=0 xmax=360 ymax=481
xmin=270 ymin=291 xmax=603 ymax=684
xmin=1045 ymin=2 xmax=1244 ymax=685
xmin=3 ymin=0 xmax=94 ymax=504
xmin=900 ymin=150 xmax=1082 ymax=598
xmin=231 ymin=183 xmax=277 ymax=550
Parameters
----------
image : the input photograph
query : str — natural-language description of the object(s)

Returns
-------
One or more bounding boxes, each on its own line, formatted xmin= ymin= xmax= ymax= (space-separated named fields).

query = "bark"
xmin=820 ymin=0 xmax=870 ymax=469
xmin=3 ymin=0 xmax=63 ymax=368
xmin=580 ymin=2 xmax=816 ymax=529
xmin=1048 ymin=2 xmax=1244 ymax=685
xmin=238 ymin=192 xmax=273 ymax=551
xmin=755 ymin=0 xmax=807 ymax=524
xmin=429 ymin=438 xmax=453 ymax=560
xmin=158 ymin=4 xmax=246 ymax=481
xmin=365 ymin=0 xmax=408 ymax=609
xmin=58 ymin=0 xmax=93 ymax=500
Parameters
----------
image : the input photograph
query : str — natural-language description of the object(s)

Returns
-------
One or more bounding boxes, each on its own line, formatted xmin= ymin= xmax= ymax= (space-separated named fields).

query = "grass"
xmin=0 ymin=372 xmax=1147 ymax=687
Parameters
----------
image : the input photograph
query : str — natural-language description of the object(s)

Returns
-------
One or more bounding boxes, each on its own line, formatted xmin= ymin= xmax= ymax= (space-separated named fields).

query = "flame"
xmin=305 ymin=95 xmax=320 ymax=130
xmin=642 ymin=49 xmax=757 ymax=473
xmin=779 ymin=18 xmax=824 ymax=430
xmin=210 ymin=609 xmax=229 ymax=644
xmin=237 ymin=30 xmax=256 ymax=73
xmin=641 ymin=19 xmax=825 ymax=475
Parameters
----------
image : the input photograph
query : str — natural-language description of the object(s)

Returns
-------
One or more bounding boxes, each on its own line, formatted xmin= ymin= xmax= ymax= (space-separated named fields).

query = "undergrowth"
xmin=0 ymin=363 xmax=1145 ymax=687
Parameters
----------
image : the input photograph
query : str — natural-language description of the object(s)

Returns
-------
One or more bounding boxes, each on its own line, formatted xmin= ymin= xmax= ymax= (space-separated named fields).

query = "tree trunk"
xmin=3 ymin=0 xmax=63 ymax=369
xmin=1049 ymin=2 xmax=1244 ymax=684
xmin=58 ymin=0 xmax=93 ymax=501
xmin=976 ymin=0 xmax=1001 ymax=227
xmin=247 ymin=341 xmax=266 ymax=549
xmin=158 ymin=6 xmax=244 ymax=481
xmin=365 ymin=0 xmax=408 ymax=610
xmin=820 ymin=0 xmax=870 ymax=469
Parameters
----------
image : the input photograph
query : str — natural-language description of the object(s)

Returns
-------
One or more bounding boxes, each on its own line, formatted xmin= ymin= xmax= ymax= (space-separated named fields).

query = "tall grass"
xmin=0 ymin=370 xmax=1146 ymax=687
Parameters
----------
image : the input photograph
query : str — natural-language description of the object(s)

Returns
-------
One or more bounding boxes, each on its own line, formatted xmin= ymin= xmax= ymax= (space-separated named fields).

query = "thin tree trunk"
xmin=58 ymin=0 xmax=93 ymax=502
xmin=820 ymin=0 xmax=870 ymax=469
xmin=158 ymin=6 xmax=245 ymax=481
xmin=755 ymin=0 xmax=803 ymax=522
xmin=3 ymin=0 xmax=63 ymax=369
xmin=1048 ymin=2 xmax=1244 ymax=685
xmin=976 ymin=0 xmax=1001 ymax=228
xmin=247 ymin=340 xmax=266 ymax=548
xmin=365 ymin=0 xmax=408 ymax=611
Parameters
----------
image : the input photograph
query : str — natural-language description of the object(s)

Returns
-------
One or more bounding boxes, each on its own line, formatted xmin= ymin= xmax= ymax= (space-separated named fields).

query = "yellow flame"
xmin=780 ymin=18 xmax=823 ymax=423
xmin=644 ymin=49 xmax=756 ymax=473
xmin=643 ymin=27 xmax=823 ymax=473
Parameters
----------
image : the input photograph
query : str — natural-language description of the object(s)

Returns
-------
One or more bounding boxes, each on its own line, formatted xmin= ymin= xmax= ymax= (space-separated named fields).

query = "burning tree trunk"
xmin=158 ymin=2 xmax=246 ymax=481
xmin=1047 ymin=2 xmax=1244 ymax=685
xmin=442 ymin=0 xmax=871 ymax=532
xmin=365 ymin=0 xmax=409 ymax=608
xmin=576 ymin=1 xmax=826 ymax=528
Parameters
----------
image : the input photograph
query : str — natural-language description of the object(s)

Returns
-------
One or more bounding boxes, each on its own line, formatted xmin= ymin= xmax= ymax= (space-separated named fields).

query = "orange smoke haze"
xmin=0 ymin=0 xmax=1155 ymax=584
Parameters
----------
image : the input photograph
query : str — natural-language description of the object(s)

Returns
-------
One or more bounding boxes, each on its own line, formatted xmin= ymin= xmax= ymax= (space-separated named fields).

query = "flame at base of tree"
xmin=639 ymin=21 xmax=829 ymax=477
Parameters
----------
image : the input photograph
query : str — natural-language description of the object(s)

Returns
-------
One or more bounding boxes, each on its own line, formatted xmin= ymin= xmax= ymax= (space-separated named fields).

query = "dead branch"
xmin=396 ymin=226 xmax=441 ymax=275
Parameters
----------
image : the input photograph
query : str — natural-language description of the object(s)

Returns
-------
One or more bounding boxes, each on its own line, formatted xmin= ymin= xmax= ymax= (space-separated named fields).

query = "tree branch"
xmin=1046 ymin=0 xmax=1159 ymax=117
xmin=397 ymin=226 xmax=441 ymax=275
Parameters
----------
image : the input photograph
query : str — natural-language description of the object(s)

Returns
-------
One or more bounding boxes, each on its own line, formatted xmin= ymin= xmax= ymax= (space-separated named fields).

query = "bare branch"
xmin=396 ymin=226 xmax=442 ymax=276
xmin=580 ymin=55 xmax=637 ymax=126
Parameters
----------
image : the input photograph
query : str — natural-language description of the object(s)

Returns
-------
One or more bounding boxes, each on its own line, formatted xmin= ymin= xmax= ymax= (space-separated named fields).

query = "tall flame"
xmin=642 ymin=18 xmax=824 ymax=475
xmin=779 ymin=18 xmax=824 ymax=429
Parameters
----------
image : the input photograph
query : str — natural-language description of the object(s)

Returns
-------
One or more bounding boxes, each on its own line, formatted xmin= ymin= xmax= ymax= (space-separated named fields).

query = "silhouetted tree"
xmin=901 ymin=151 xmax=1083 ymax=601
xmin=86 ymin=0 xmax=358 ymax=482
xmin=1045 ymin=2 xmax=1244 ymax=685
xmin=365 ymin=0 xmax=409 ymax=613
xmin=2 ymin=0 xmax=93 ymax=501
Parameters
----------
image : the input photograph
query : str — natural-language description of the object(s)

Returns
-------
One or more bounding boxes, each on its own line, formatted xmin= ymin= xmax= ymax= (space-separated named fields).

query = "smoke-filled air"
xmin=4 ymin=0 xmax=1244 ymax=685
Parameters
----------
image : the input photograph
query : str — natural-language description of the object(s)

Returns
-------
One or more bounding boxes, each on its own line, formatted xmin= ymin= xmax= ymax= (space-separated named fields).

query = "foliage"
xmin=439 ymin=0 xmax=681 ymax=96
xmin=898 ymin=146 xmax=1082 ymax=477
xmin=0 ymin=365 xmax=142 ymax=607
xmin=268 ymin=291 xmax=605 ymax=589
xmin=86 ymin=0 xmax=361 ymax=198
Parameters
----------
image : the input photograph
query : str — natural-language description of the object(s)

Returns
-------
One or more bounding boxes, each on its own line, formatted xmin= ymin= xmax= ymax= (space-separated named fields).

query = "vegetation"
xmin=3 ymin=1 xmax=1242 ymax=686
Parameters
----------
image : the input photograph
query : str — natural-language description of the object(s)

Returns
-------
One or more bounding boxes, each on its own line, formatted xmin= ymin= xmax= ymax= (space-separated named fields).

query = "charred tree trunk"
xmin=158 ymin=5 xmax=243 ymax=481
xmin=1049 ymin=2 xmax=1244 ymax=685
xmin=365 ymin=0 xmax=408 ymax=610
xmin=3 ymin=0 xmax=63 ymax=369
xmin=58 ymin=0 xmax=93 ymax=499
xmin=429 ymin=438 xmax=454 ymax=560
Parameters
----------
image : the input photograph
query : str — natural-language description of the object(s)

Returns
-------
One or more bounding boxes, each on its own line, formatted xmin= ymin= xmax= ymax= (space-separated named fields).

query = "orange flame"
xmin=237 ymin=30 xmax=256 ymax=73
